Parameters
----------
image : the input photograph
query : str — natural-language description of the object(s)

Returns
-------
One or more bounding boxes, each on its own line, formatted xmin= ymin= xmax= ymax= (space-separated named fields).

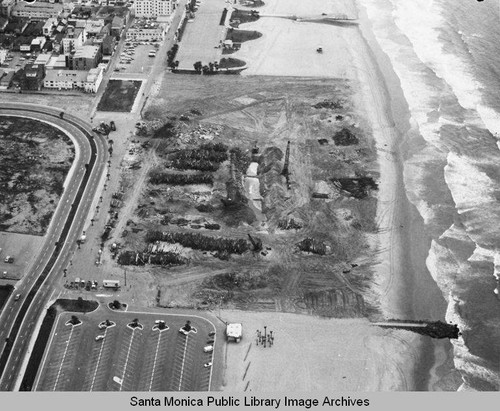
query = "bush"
xmin=332 ymin=128 xmax=359 ymax=146
xmin=153 ymin=122 xmax=177 ymax=139
xmin=117 ymin=250 xmax=186 ymax=266
xmin=296 ymin=238 xmax=327 ymax=255
xmin=170 ymin=142 xmax=228 ymax=172
xmin=196 ymin=203 xmax=215 ymax=212
xmin=145 ymin=230 xmax=249 ymax=254
xmin=149 ymin=171 xmax=213 ymax=185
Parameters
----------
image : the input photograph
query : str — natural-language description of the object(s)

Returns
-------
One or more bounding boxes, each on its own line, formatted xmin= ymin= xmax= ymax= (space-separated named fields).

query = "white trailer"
xmin=226 ymin=323 xmax=242 ymax=343
xmin=103 ymin=280 xmax=120 ymax=288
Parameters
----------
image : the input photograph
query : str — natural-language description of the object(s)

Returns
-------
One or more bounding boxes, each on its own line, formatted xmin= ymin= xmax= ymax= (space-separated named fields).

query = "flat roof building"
xmin=134 ymin=0 xmax=173 ymax=18
xmin=12 ymin=2 xmax=63 ymax=19
xmin=68 ymin=44 xmax=102 ymax=70
xmin=44 ymin=69 xmax=88 ymax=90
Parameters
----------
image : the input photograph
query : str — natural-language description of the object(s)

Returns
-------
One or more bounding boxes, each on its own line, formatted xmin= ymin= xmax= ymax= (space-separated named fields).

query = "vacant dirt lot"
xmin=0 ymin=116 xmax=74 ymax=235
xmin=97 ymin=80 xmax=143 ymax=112
xmin=98 ymin=73 xmax=380 ymax=320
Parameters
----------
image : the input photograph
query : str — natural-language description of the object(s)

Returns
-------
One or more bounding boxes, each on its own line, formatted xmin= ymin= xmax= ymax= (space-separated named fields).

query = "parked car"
xmin=110 ymin=121 xmax=116 ymax=131
xmin=204 ymin=362 xmax=212 ymax=368
xmin=203 ymin=345 xmax=213 ymax=353
xmin=95 ymin=335 xmax=105 ymax=341
xmin=14 ymin=294 xmax=21 ymax=301
xmin=4 ymin=256 xmax=14 ymax=263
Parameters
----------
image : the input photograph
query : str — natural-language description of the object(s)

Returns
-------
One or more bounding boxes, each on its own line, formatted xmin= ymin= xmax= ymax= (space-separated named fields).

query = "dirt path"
xmin=110 ymin=143 xmax=160 ymax=245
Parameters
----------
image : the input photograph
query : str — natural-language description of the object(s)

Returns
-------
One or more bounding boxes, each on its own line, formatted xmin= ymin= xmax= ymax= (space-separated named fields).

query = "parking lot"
xmin=0 ymin=50 xmax=36 ymax=72
xmin=113 ymin=43 xmax=161 ymax=77
xmin=34 ymin=309 xmax=216 ymax=391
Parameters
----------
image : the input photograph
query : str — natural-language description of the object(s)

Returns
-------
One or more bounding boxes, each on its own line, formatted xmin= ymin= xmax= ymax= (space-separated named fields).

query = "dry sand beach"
xmin=217 ymin=0 xmax=459 ymax=391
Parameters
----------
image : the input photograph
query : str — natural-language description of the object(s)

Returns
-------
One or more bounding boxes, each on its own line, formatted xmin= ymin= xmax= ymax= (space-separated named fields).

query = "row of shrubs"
xmin=149 ymin=171 xmax=213 ymax=185
xmin=145 ymin=230 xmax=250 ymax=254
xmin=170 ymin=142 xmax=228 ymax=172
xmin=117 ymin=250 xmax=186 ymax=266
xmin=167 ymin=43 xmax=179 ymax=68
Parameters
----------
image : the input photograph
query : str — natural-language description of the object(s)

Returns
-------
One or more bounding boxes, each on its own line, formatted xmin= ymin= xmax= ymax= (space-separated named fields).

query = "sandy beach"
xmin=216 ymin=0 xmax=458 ymax=391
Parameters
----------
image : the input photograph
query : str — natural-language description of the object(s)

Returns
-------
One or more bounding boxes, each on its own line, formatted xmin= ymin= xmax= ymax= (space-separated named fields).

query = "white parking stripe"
xmin=90 ymin=328 xmax=107 ymax=391
xmin=148 ymin=332 xmax=162 ymax=391
xmin=177 ymin=336 xmax=189 ymax=391
xmin=53 ymin=326 xmax=74 ymax=391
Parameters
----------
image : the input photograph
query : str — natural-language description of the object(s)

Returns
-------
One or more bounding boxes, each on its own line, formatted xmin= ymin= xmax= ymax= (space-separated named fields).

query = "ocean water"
xmin=360 ymin=0 xmax=500 ymax=390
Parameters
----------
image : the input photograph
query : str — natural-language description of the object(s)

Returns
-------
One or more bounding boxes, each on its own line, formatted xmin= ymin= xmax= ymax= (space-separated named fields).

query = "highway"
xmin=0 ymin=103 xmax=107 ymax=391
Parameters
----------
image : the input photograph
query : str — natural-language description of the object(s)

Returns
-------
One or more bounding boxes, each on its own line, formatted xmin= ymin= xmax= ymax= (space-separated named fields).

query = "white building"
xmin=11 ymin=2 xmax=63 ymax=19
xmin=126 ymin=20 xmax=167 ymax=41
xmin=34 ymin=53 xmax=52 ymax=67
xmin=44 ymin=69 xmax=87 ymax=90
xmin=43 ymin=67 xmax=103 ymax=93
xmin=46 ymin=54 xmax=68 ymax=70
xmin=84 ymin=19 xmax=104 ymax=38
xmin=84 ymin=66 xmax=103 ymax=93
xmin=43 ymin=18 xmax=57 ymax=36
xmin=134 ymin=0 xmax=173 ymax=18
xmin=62 ymin=28 xmax=84 ymax=54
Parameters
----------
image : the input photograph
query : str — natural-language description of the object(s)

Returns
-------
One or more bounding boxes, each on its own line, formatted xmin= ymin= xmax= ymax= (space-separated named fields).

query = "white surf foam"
xmin=391 ymin=0 xmax=500 ymax=146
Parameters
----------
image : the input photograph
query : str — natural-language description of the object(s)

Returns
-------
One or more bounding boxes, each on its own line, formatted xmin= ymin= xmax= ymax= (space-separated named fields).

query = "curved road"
xmin=0 ymin=103 xmax=107 ymax=390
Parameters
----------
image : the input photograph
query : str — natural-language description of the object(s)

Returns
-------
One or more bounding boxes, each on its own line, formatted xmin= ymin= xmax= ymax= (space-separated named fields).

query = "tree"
xmin=193 ymin=61 xmax=202 ymax=73
xmin=70 ymin=315 xmax=80 ymax=325
xmin=112 ymin=300 xmax=121 ymax=309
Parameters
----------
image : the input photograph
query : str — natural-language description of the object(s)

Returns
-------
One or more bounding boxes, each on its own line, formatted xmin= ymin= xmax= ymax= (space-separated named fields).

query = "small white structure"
xmin=226 ymin=323 xmax=242 ymax=342
xmin=103 ymin=279 xmax=120 ymax=288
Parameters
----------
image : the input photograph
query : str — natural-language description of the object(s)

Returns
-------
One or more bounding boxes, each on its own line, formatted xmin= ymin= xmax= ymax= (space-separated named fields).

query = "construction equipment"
xmin=281 ymin=141 xmax=291 ymax=189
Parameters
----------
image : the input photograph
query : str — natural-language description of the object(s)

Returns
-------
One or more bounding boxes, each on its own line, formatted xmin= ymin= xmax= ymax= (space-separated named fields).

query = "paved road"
xmin=0 ymin=103 xmax=107 ymax=391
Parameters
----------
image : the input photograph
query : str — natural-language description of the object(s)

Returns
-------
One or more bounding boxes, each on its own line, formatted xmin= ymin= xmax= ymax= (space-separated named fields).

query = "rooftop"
xmin=13 ymin=2 xmax=63 ymax=12
xmin=72 ymin=45 xmax=100 ymax=59
xmin=45 ymin=69 xmax=88 ymax=82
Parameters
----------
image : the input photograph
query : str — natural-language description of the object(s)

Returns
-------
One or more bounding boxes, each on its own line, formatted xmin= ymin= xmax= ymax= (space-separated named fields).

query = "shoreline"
xmin=353 ymin=0 xmax=453 ymax=390
xmin=354 ymin=0 xmax=453 ymax=391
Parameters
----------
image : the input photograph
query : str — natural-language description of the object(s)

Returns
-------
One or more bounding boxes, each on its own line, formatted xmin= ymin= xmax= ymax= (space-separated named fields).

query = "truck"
xmin=226 ymin=323 xmax=242 ymax=343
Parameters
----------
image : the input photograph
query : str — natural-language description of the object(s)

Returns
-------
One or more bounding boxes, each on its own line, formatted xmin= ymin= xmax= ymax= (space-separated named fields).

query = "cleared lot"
xmin=34 ymin=309 xmax=216 ymax=391
xmin=0 ymin=232 xmax=44 ymax=281
xmin=97 ymin=80 xmax=142 ymax=112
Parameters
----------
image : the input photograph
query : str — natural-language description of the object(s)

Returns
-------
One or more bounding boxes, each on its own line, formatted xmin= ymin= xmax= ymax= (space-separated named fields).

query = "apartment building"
xmin=68 ymin=45 xmax=102 ymax=70
xmin=134 ymin=0 xmax=173 ymax=18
